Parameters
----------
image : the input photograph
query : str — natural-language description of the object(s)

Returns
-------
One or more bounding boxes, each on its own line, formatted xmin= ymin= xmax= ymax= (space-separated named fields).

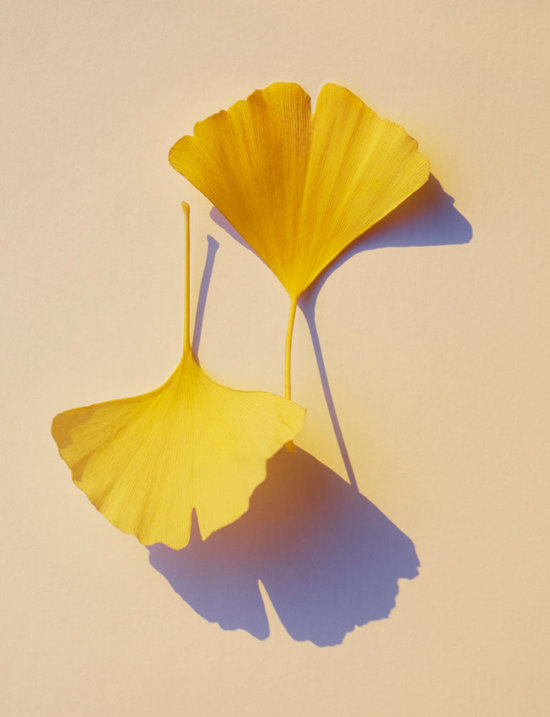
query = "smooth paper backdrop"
xmin=2 ymin=1 xmax=549 ymax=715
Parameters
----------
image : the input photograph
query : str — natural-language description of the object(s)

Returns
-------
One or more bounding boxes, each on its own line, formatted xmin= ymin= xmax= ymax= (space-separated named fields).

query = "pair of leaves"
xmin=52 ymin=82 xmax=429 ymax=548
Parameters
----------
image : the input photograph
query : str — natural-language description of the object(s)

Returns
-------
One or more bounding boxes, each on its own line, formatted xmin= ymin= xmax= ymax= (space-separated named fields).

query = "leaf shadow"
xmin=148 ymin=447 xmax=419 ymax=646
xmin=148 ymin=183 xmax=471 ymax=644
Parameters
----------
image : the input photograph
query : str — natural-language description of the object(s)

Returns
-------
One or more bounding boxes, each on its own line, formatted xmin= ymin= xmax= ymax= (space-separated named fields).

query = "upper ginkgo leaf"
xmin=52 ymin=351 xmax=305 ymax=549
xmin=169 ymin=82 xmax=430 ymax=298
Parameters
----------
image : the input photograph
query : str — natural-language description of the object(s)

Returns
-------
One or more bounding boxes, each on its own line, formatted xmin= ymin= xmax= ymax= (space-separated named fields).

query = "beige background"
xmin=2 ymin=0 xmax=549 ymax=715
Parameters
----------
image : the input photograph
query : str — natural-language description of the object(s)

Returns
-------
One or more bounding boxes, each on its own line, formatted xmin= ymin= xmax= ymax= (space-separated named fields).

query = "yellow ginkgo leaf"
xmin=52 ymin=203 xmax=305 ymax=548
xmin=169 ymin=82 xmax=430 ymax=404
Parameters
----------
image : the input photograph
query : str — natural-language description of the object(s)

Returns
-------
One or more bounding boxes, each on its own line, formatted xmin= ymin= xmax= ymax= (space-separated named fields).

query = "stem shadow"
xmin=192 ymin=235 xmax=219 ymax=359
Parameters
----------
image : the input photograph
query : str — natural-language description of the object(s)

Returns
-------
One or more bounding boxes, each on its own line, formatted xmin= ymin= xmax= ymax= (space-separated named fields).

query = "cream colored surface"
xmin=2 ymin=1 xmax=549 ymax=715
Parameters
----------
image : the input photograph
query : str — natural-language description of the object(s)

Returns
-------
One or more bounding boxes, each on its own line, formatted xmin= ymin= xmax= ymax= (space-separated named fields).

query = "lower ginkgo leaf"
xmin=51 ymin=203 xmax=305 ymax=548
xmin=52 ymin=351 xmax=304 ymax=548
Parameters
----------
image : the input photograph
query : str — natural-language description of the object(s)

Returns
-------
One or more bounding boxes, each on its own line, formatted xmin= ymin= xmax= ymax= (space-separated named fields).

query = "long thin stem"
xmin=284 ymin=295 xmax=298 ymax=400
xmin=284 ymin=295 xmax=298 ymax=452
xmin=181 ymin=201 xmax=191 ymax=353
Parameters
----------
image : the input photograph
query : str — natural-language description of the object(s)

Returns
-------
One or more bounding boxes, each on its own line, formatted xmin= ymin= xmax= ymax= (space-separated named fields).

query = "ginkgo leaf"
xmin=51 ymin=203 xmax=305 ymax=548
xmin=169 ymin=82 xmax=430 ymax=300
xmin=168 ymin=82 xmax=430 ymax=406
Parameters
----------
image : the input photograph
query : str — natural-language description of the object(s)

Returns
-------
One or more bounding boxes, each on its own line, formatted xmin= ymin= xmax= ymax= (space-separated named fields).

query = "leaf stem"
xmin=284 ymin=295 xmax=298 ymax=400
xmin=284 ymin=295 xmax=298 ymax=452
xmin=181 ymin=201 xmax=191 ymax=353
